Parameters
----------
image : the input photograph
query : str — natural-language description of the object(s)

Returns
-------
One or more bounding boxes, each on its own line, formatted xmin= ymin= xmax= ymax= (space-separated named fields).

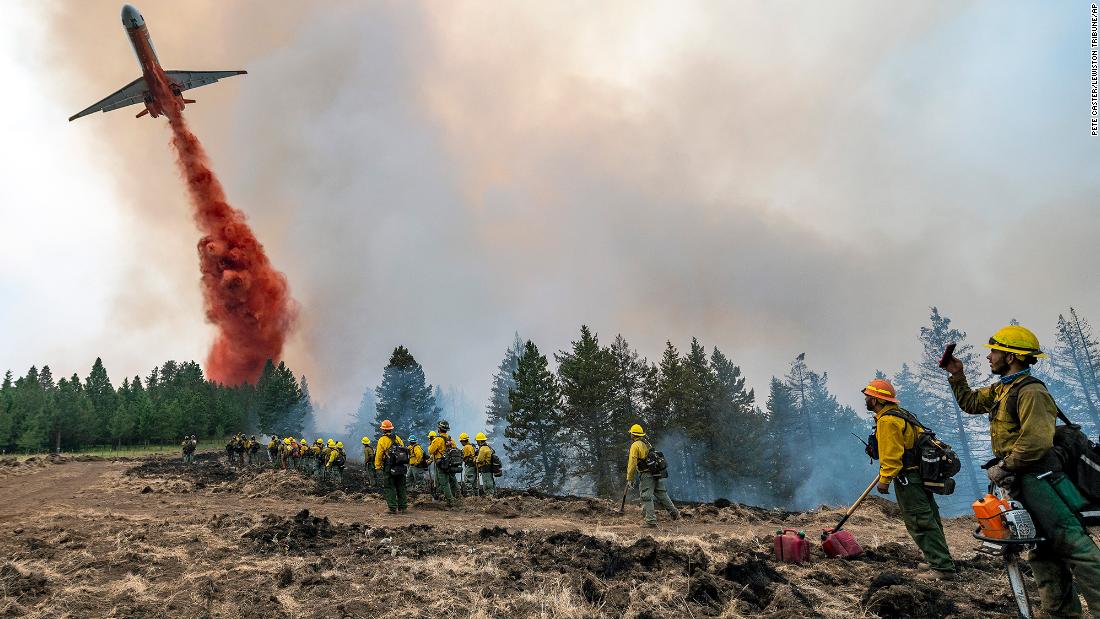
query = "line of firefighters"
xmin=189 ymin=421 xmax=505 ymax=504
xmin=371 ymin=419 xmax=502 ymax=512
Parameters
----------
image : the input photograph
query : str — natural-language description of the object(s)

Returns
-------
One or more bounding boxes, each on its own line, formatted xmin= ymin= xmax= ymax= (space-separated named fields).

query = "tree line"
xmin=0 ymin=358 xmax=315 ymax=453
xmin=5 ymin=306 xmax=1100 ymax=513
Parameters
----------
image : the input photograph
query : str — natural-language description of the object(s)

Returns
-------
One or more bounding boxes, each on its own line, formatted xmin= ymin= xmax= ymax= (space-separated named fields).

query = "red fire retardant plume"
xmin=154 ymin=72 xmax=296 ymax=385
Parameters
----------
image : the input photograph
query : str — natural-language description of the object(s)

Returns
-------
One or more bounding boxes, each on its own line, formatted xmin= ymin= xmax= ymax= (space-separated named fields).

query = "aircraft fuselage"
xmin=122 ymin=4 xmax=182 ymax=118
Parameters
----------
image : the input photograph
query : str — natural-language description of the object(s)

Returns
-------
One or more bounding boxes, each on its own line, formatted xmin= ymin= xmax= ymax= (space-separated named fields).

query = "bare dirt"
xmin=0 ymin=452 xmax=1045 ymax=618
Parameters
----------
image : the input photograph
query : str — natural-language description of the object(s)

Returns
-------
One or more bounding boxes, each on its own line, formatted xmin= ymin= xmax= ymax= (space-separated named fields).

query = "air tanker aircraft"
xmin=69 ymin=4 xmax=246 ymax=121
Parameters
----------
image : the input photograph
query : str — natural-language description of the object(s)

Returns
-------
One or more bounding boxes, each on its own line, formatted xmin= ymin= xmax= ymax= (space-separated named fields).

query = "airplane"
xmin=69 ymin=4 xmax=246 ymax=122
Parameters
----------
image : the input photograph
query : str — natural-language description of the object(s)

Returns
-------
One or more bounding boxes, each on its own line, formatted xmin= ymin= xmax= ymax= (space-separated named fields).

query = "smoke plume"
xmin=156 ymin=70 xmax=296 ymax=385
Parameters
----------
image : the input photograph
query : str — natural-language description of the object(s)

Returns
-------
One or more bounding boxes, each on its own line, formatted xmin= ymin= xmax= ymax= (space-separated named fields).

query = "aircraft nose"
xmin=121 ymin=4 xmax=145 ymax=29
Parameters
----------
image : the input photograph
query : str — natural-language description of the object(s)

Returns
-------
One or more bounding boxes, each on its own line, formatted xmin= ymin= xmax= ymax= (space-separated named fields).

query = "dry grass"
xmin=0 ymin=456 xmax=1036 ymax=618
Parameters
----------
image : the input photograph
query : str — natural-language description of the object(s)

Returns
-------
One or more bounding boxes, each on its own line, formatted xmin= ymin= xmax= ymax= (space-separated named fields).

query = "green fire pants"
xmin=893 ymin=471 xmax=955 ymax=573
xmin=1014 ymin=472 xmax=1100 ymax=618
xmin=479 ymin=470 xmax=496 ymax=496
xmin=464 ymin=464 xmax=476 ymax=494
xmin=639 ymin=475 xmax=678 ymax=525
xmin=436 ymin=469 xmax=463 ymax=507
xmin=383 ymin=470 xmax=408 ymax=511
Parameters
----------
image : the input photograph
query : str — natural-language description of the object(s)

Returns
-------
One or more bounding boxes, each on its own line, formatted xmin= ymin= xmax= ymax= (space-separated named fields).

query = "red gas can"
xmin=821 ymin=529 xmax=863 ymax=558
xmin=773 ymin=529 xmax=811 ymax=564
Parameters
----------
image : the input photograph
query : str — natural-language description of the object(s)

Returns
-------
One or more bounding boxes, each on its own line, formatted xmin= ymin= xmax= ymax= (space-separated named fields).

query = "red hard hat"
xmin=862 ymin=379 xmax=899 ymax=403
xmin=379 ymin=419 xmax=394 ymax=431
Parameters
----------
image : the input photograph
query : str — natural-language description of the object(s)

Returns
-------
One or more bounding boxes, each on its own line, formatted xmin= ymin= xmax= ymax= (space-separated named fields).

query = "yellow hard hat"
xmin=459 ymin=432 xmax=469 ymax=441
xmin=985 ymin=325 xmax=1048 ymax=359
xmin=300 ymin=438 xmax=307 ymax=444
xmin=361 ymin=436 xmax=370 ymax=445
xmin=629 ymin=423 xmax=645 ymax=436
xmin=475 ymin=432 xmax=487 ymax=442
xmin=315 ymin=439 xmax=323 ymax=444
xmin=336 ymin=441 xmax=343 ymax=448
xmin=327 ymin=439 xmax=336 ymax=447
xmin=283 ymin=437 xmax=291 ymax=444
xmin=428 ymin=431 xmax=437 ymax=439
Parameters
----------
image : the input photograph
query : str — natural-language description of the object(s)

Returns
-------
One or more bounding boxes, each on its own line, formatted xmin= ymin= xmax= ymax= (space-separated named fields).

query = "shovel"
xmin=821 ymin=477 xmax=878 ymax=558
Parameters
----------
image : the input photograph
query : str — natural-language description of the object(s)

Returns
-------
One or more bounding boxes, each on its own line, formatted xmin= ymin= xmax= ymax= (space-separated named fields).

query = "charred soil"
xmin=0 ymin=452 xmax=1045 ymax=618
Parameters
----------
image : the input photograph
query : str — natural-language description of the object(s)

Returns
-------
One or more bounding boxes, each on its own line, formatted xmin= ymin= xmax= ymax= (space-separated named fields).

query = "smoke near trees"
xmin=7 ymin=307 xmax=1100 ymax=515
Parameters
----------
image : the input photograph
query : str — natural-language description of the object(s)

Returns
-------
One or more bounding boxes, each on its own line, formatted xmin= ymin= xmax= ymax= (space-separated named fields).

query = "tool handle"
xmin=831 ymin=477 xmax=878 ymax=532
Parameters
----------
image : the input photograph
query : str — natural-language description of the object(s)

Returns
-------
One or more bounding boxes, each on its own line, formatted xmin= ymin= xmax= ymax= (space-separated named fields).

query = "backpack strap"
xmin=879 ymin=407 xmax=925 ymax=432
xmin=1005 ymin=376 xmax=1073 ymax=426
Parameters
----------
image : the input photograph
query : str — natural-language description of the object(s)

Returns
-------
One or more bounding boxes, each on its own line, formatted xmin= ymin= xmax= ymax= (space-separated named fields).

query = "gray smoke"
xmin=35 ymin=1 xmax=1100 ymax=441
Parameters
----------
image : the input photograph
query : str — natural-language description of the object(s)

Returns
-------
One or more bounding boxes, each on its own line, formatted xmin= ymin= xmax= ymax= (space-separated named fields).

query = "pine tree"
xmin=674 ymin=338 xmax=717 ymax=498
xmin=706 ymin=347 xmax=763 ymax=498
xmin=14 ymin=367 xmax=49 ymax=451
xmin=0 ymin=370 xmax=14 ymax=451
xmin=607 ymin=335 xmax=652 ymax=493
xmin=891 ymin=363 xmax=920 ymax=405
xmin=373 ymin=346 xmax=437 ymax=437
xmin=109 ymin=384 xmax=137 ymax=448
xmin=785 ymin=353 xmax=817 ymax=452
xmin=505 ymin=340 xmax=565 ymax=491
xmin=1053 ymin=309 xmax=1100 ymax=430
xmin=485 ymin=334 xmax=524 ymax=446
xmin=800 ymin=367 xmax=867 ymax=507
xmin=556 ymin=325 xmax=617 ymax=495
xmin=297 ymin=375 xmax=318 ymax=437
xmin=646 ymin=341 xmax=682 ymax=444
xmin=762 ymin=377 xmax=799 ymax=503
xmin=913 ymin=307 xmax=987 ymax=506
xmin=54 ymin=376 xmax=94 ymax=451
xmin=85 ymin=358 xmax=117 ymax=436
xmin=345 ymin=386 xmax=378 ymax=441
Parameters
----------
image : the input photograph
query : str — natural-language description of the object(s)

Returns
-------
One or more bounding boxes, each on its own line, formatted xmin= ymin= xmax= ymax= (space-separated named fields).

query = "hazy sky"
xmin=2 ymin=1 xmax=1097 ymax=428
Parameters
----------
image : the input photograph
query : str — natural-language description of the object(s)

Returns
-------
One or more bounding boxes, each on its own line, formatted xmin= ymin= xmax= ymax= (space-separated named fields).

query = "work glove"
xmin=876 ymin=481 xmax=890 ymax=495
xmin=986 ymin=463 xmax=1015 ymax=488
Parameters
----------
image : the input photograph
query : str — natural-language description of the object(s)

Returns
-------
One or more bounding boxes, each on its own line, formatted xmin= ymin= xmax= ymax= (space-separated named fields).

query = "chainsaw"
xmin=972 ymin=482 xmax=1044 ymax=619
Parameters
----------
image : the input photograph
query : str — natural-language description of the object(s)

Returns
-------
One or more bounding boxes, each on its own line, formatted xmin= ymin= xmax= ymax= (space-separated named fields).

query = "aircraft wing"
xmin=165 ymin=70 xmax=247 ymax=93
xmin=68 ymin=76 xmax=149 ymax=121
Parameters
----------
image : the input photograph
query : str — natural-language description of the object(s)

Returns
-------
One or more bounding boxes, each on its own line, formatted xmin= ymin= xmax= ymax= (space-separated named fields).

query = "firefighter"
xmin=375 ymin=419 xmax=408 ymax=513
xmin=234 ymin=434 xmax=246 ymax=466
xmin=426 ymin=431 xmax=438 ymax=487
xmin=862 ymin=378 xmax=956 ymax=579
xmin=181 ymin=435 xmax=195 ymax=464
xmin=313 ymin=439 xmax=325 ymax=477
xmin=626 ymin=423 xmax=678 ymax=527
xmin=280 ymin=437 xmax=292 ymax=470
xmin=474 ymin=432 xmax=496 ymax=497
xmin=326 ymin=441 xmax=346 ymax=480
xmin=267 ymin=435 xmax=279 ymax=466
xmin=459 ymin=433 xmax=475 ymax=495
xmin=298 ymin=438 xmax=312 ymax=474
xmin=361 ymin=437 xmax=376 ymax=486
xmin=429 ymin=420 xmax=463 ymax=508
xmin=288 ymin=437 xmax=300 ymax=471
xmin=225 ymin=436 xmax=236 ymax=466
xmin=320 ymin=439 xmax=336 ymax=481
xmin=944 ymin=325 xmax=1100 ymax=615
xmin=407 ymin=436 xmax=425 ymax=489
xmin=248 ymin=435 xmax=260 ymax=466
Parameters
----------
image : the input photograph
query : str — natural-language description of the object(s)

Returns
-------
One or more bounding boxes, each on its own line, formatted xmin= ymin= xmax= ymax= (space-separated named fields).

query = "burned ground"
xmin=0 ymin=452 xmax=1046 ymax=618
